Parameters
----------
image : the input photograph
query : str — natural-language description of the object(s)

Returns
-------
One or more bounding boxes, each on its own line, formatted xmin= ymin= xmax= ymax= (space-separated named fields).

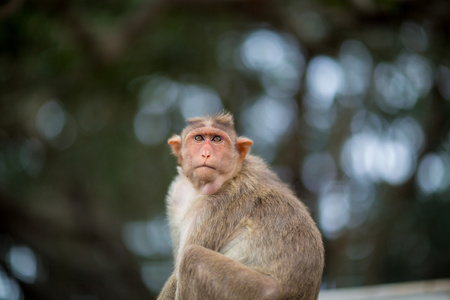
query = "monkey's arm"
xmin=157 ymin=273 xmax=177 ymax=300
xmin=176 ymin=245 xmax=283 ymax=300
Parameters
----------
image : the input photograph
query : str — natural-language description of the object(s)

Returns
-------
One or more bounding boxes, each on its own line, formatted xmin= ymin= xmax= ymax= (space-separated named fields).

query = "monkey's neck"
xmin=187 ymin=174 xmax=224 ymax=195
xmin=200 ymin=181 xmax=222 ymax=195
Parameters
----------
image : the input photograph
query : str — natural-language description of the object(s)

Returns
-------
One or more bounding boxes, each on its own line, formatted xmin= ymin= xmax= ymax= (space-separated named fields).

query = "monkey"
xmin=158 ymin=112 xmax=324 ymax=300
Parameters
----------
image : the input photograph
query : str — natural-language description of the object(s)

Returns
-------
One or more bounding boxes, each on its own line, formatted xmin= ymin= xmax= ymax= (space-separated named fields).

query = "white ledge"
xmin=319 ymin=279 xmax=450 ymax=300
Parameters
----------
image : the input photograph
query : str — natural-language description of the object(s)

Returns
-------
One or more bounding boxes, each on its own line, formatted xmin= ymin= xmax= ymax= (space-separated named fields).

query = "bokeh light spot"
xmin=134 ymin=110 xmax=170 ymax=146
xmin=339 ymin=40 xmax=373 ymax=96
xmin=122 ymin=216 xmax=172 ymax=258
xmin=319 ymin=185 xmax=350 ymax=239
xmin=241 ymin=29 xmax=286 ymax=71
xmin=306 ymin=56 xmax=344 ymax=108
xmin=241 ymin=96 xmax=297 ymax=161
xmin=35 ymin=100 xmax=66 ymax=140
xmin=400 ymin=22 xmax=429 ymax=53
xmin=341 ymin=121 xmax=416 ymax=185
xmin=301 ymin=152 xmax=336 ymax=193
xmin=7 ymin=246 xmax=38 ymax=284
xmin=0 ymin=268 xmax=21 ymax=300
xmin=179 ymin=84 xmax=223 ymax=119
xmin=417 ymin=153 xmax=449 ymax=194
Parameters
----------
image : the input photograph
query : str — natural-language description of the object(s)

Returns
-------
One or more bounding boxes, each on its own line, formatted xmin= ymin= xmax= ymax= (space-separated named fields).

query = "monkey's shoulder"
xmin=240 ymin=155 xmax=296 ymax=191
xmin=234 ymin=156 xmax=313 ymax=215
xmin=237 ymin=177 xmax=319 ymax=239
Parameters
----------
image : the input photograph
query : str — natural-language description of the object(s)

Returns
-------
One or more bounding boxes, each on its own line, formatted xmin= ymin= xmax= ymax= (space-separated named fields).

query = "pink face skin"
xmin=169 ymin=127 xmax=252 ymax=195
xmin=183 ymin=128 xmax=236 ymax=183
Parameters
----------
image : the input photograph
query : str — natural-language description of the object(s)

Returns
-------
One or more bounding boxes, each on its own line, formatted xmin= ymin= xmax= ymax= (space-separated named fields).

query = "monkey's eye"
xmin=212 ymin=136 xmax=222 ymax=142
xmin=194 ymin=135 xmax=203 ymax=141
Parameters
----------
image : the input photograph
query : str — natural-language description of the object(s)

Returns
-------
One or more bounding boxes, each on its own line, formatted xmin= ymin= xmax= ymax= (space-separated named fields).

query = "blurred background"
xmin=1 ymin=0 xmax=450 ymax=299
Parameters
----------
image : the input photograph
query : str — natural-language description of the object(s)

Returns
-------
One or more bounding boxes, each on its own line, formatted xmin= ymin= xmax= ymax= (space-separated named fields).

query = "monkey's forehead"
xmin=184 ymin=127 xmax=234 ymax=141
xmin=181 ymin=117 xmax=236 ymax=138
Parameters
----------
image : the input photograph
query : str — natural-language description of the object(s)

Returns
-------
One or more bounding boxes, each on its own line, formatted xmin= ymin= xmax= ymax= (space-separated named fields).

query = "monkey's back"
xmin=217 ymin=155 xmax=324 ymax=298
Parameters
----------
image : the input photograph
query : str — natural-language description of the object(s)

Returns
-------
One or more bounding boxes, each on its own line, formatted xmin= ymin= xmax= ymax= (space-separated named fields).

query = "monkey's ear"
xmin=236 ymin=137 xmax=253 ymax=162
xmin=168 ymin=135 xmax=182 ymax=156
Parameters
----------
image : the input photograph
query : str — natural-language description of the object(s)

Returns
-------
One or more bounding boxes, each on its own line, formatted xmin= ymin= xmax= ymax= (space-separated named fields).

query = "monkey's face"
xmin=181 ymin=128 xmax=238 ymax=184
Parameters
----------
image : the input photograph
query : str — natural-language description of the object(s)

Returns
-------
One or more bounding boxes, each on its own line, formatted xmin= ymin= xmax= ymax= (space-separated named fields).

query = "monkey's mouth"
xmin=196 ymin=164 xmax=216 ymax=170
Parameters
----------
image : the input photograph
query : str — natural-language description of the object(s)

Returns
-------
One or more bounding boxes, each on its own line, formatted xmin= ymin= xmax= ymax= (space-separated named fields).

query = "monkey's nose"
xmin=201 ymin=146 xmax=211 ymax=158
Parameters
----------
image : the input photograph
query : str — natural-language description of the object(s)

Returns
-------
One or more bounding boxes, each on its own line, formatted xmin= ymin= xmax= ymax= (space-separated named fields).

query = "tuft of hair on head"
xmin=186 ymin=111 xmax=233 ymax=127
xmin=210 ymin=111 xmax=234 ymax=127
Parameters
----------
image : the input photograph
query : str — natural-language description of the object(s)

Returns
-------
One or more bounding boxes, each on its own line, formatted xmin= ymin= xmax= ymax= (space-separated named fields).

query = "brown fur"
xmin=159 ymin=113 xmax=324 ymax=300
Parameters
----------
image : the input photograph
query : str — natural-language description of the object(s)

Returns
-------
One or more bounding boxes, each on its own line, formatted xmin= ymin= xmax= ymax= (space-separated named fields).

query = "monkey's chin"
xmin=194 ymin=167 xmax=218 ymax=183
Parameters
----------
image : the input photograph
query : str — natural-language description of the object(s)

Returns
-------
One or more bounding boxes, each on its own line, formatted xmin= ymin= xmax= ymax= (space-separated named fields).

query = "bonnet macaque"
xmin=158 ymin=112 xmax=324 ymax=300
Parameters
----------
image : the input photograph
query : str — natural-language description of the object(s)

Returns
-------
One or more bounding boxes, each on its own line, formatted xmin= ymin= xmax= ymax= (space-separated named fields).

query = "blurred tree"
xmin=0 ymin=0 xmax=449 ymax=299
